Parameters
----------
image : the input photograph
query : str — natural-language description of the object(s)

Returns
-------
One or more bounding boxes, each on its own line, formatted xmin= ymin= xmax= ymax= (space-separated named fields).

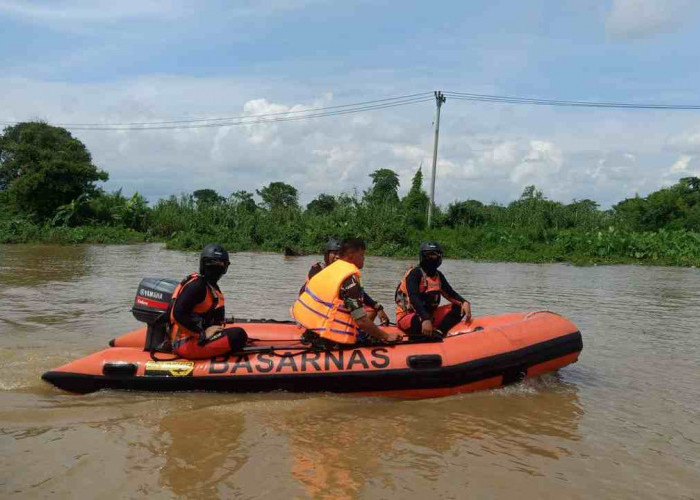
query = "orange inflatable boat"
xmin=43 ymin=314 xmax=582 ymax=398
xmin=41 ymin=277 xmax=582 ymax=397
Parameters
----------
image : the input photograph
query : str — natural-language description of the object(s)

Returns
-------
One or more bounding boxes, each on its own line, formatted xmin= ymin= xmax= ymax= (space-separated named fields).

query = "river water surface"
xmin=1 ymin=244 xmax=698 ymax=498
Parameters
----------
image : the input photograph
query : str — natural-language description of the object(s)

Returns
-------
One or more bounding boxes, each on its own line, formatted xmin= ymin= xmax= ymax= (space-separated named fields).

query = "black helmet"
xmin=199 ymin=243 xmax=230 ymax=275
xmin=419 ymin=241 xmax=443 ymax=270
xmin=323 ymin=238 xmax=341 ymax=266
xmin=325 ymin=239 xmax=341 ymax=253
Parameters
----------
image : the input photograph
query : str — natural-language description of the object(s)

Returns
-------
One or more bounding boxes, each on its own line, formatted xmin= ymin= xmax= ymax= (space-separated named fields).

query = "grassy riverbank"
xmin=0 ymin=217 xmax=147 ymax=245
xmin=3 ymin=207 xmax=699 ymax=266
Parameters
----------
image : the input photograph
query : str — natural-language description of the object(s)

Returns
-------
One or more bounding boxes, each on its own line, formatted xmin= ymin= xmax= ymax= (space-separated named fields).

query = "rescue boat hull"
xmin=42 ymin=311 xmax=582 ymax=398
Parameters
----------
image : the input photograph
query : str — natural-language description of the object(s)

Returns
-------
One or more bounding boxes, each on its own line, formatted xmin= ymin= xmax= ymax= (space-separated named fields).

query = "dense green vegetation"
xmin=2 ymin=121 xmax=699 ymax=266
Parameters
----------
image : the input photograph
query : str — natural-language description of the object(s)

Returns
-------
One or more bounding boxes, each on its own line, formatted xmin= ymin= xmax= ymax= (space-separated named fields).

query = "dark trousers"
xmin=397 ymin=304 xmax=464 ymax=337
xmin=174 ymin=327 xmax=248 ymax=359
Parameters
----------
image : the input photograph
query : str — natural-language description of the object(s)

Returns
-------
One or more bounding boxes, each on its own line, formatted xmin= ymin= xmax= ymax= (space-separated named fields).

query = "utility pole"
xmin=427 ymin=90 xmax=446 ymax=228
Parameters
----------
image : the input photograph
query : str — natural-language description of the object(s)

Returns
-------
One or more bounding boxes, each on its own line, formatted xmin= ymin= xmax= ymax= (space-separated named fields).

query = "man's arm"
xmin=300 ymin=263 xmax=324 ymax=295
xmin=308 ymin=262 xmax=323 ymax=280
xmin=341 ymin=276 xmax=399 ymax=342
xmin=355 ymin=316 xmax=395 ymax=341
xmin=439 ymin=271 xmax=471 ymax=320
xmin=361 ymin=289 xmax=377 ymax=308
xmin=438 ymin=271 xmax=466 ymax=304
xmin=361 ymin=289 xmax=390 ymax=325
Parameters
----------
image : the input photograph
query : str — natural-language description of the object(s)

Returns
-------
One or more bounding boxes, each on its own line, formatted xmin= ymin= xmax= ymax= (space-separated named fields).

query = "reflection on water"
xmin=279 ymin=378 xmax=582 ymax=499
xmin=157 ymin=400 xmax=247 ymax=497
xmin=1 ymin=244 xmax=700 ymax=498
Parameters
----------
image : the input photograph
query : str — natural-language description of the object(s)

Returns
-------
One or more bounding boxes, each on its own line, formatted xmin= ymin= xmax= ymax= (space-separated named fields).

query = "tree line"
xmin=1 ymin=121 xmax=699 ymax=266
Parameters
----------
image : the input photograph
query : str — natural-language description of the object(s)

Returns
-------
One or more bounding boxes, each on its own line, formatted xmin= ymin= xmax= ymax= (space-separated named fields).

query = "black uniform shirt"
xmin=405 ymin=268 xmax=465 ymax=321
xmin=172 ymin=276 xmax=225 ymax=333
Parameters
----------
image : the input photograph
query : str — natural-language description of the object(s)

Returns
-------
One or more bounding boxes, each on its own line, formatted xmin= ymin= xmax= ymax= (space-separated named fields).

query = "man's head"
xmin=199 ymin=243 xmax=230 ymax=284
xmin=419 ymin=241 xmax=443 ymax=275
xmin=324 ymin=239 xmax=341 ymax=266
xmin=339 ymin=238 xmax=367 ymax=269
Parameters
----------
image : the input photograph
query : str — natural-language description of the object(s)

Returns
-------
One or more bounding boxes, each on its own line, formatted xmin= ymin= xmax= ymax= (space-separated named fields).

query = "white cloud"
xmin=605 ymin=0 xmax=696 ymax=39
xmin=510 ymin=140 xmax=563 ymax=183
xmin=592 ymin=151 xmax=638 ymax=181
xmin=666 ymin=128 xmax=700 ymax=154
xmin=671 ymin=154 xmax=693 ymax=172
xmin=488 ymin=142 xmax=520 ymax=168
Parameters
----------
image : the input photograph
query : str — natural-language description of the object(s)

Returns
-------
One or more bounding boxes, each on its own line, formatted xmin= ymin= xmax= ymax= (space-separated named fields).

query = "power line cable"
xmin=49 ymin=96 xmax=434 ymax=131
xmin=6 ymin=89 xmax=699 ymax=131
xmin=0 ymin=92 xmax=433 ymax=128
xmin=443 ymin=91 xmax=700 ymax=110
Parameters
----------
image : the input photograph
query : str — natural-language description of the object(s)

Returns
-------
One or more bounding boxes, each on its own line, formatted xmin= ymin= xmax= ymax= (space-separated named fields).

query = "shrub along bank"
xmin=2 ymin=180 xmax=699 ymax=266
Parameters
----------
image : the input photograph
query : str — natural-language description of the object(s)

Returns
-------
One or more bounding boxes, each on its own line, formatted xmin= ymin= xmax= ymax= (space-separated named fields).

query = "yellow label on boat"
xmin=144 ymin=360 xmax=195 ymax=377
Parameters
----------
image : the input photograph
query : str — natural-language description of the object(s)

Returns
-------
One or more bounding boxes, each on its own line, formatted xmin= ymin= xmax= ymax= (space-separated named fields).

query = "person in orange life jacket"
xmin=169 ymin=244 xmax=247 ymax=359
xmin=395 ymin=242 xmax=471 ymax=337
xmin=294 ymin=238 xmax=402 ymax=349
xmin=300 ymin=239 xmax=391 ymax=326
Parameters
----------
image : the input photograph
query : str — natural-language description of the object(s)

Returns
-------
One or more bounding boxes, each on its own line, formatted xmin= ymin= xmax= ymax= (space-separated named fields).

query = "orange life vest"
xmin=395 ymin=266 xmax=442 ymax=320
xmin=292 ymin=259 xmax=361 ymax=344
xmin=169 ymin=273 xmax=225 ymax=345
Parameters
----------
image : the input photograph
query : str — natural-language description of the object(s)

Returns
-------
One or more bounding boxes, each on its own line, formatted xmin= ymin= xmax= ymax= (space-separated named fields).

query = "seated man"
xmin=300 ymin=239 xmax=390 ymax=325
xmin=299 ymin=239 xmax=341 ymax=294
xmin=169 ymin=244 xmax=247 ymax=359
xmin=293 ymin=238 xmax=402 ymax=348
xmin=395 ymin=242 xmax=471 ymax=337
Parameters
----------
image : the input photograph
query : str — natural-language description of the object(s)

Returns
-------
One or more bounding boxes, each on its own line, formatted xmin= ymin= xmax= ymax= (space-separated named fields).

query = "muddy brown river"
xmin=0 ymin=244 xmax=698 ymax=498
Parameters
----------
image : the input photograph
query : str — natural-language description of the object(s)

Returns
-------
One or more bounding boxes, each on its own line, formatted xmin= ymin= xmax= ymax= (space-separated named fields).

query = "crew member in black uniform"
xmin=395 ymin=242 xmax=471 ymax=337
xmin=169 ymin=244 xmax=247 ymax=359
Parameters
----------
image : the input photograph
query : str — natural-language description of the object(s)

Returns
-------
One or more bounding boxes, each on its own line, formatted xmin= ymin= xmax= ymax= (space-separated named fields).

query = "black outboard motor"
xmin=132 ymin=278 xmax=179 ymax=351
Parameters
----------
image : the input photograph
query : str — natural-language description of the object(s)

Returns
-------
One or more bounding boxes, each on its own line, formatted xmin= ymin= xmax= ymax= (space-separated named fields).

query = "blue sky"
xmin=2 ymin=0 xmax=700 ymax=207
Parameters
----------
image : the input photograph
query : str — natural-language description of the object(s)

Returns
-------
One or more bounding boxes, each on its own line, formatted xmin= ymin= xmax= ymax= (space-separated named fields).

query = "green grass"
xmin=0 ymin=217 xmax=148 ymax=244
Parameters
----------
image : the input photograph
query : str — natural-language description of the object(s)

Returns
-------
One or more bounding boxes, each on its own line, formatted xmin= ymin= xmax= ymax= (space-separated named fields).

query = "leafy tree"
xmin=504 ymin=186 xmax=565 ymax=238
xmin=364 ymin=168 xmax=400 ymax=205
xmin=402 ymin=167 xmax=430 ymax=228
xmin=230 ymin=190 xmax=257 ymax=212
xmin=0 ymin=190 xmax=10 ymax=217
xmin=0 ymin=122 xmax=108 ymax=220
xmin=193 ymin=189 xmax=223 ymax=206
xmin=446 ymin=200 xmax=486 ymax=227
xmin=613 ymin=177 xmax=700 ymax=231
xmin=256 ymin=181 xmax=298 ymax=210
xmin=307 ymin=194 xmax=337 ymax=215
xmin=564 ymin=199 xmax=601 ymax=230
xmin=118 ymin=193 xmax=149 ymax=231
xmin=50 ymin=189 xmax=150 ymax=230
xmin=519 ymin=185 xmax=544 ymax=201
xmin=680 ymin=176 xmax=700 ymax=191
xmin=51 ymin=193 xmax=91 ymax=227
